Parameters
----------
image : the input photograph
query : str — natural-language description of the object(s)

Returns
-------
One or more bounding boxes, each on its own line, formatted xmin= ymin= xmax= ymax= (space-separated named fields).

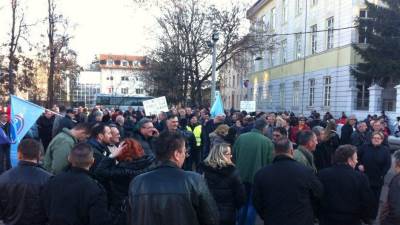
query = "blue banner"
xmin=210 ymin=91 xmax=224 ymax=118
xmin=10 ymin=95 xmax=44 ymax=166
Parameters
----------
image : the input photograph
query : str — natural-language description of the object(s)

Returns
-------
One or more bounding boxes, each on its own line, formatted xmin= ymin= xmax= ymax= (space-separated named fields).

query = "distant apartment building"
xmin=98 ymin=54 xmax=147 ymax=96
xmin=72 ymin=54 xmax=149 ymax=106
xmin=245 ymin=0 xmax=397 ymax=119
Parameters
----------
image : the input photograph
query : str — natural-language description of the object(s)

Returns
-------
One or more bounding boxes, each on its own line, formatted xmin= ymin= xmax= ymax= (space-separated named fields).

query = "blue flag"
xmin=9 ymin=95 xmax=45 ymax=167
xmin=210 ymin=91 xmax=224 ymax=118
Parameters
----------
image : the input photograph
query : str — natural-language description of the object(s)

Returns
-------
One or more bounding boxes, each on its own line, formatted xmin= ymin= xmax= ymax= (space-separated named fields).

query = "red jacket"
xmin=290 ymin=125 xmax=311 ymax=144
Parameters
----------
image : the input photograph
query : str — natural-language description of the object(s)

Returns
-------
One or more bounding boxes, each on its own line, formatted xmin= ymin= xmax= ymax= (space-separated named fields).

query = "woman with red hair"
xmin=96 ymin=138 xmax=156 ymax=225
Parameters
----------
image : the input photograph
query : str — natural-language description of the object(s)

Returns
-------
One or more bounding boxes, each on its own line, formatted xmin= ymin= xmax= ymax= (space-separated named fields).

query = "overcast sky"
xmin=0 ymin=0 xmax=254 ymax=66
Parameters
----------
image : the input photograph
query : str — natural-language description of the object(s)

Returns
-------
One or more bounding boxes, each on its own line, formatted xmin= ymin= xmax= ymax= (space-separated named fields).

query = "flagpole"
xmin=10 ymin=95 xmax=71 ymax=120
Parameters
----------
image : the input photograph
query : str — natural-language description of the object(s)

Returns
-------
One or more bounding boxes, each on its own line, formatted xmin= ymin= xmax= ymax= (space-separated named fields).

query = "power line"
xmin=246 ymin=25 xmax=358 ymax=38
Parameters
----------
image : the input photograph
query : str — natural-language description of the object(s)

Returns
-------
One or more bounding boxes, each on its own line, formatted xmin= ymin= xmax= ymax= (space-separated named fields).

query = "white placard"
xmin=143 ymin=96 xmax=169 ymax=116
xmin=240 ymin=101 xmax=256 ymax=112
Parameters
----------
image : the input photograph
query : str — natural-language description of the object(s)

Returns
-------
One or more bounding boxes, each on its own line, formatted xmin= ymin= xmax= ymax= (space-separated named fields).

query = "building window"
xmin=257 ymin=86 xmax=263 ymax=102
xmin=121 ymin=88 xmax=129 ymax=94
xmin=267 ymin=84 xmax=273 ymax=104
xmin=295 ymin=33 xmax=302 ymax=60
xmin=282 ymin=0 xmax=288 ymax=23
xmin=357 ymin=80 xmax=370 ymax=110
xmin=279 ymin=83 xmax=285 ymax=108
xmin=121 ymin=60 xmax=128 ymax=67
xmin=293 ymin=81 xmax=300 ymax=107
xmin=311 ymin=24 xmax=318 ymax=54
xmin=308 ymin=79 xmax=315 ymax=106
xmin=311 ymin=0 xmax=318 ymax=6
xmin=269 ymin=51 xmax=275 ymax=67
xmin=107 ymin=59 xmax=113 ymax=66
xmin=281 ymin=39 xmax=287 ymax=63
xmin=121 ymin=76 xmax=129 ymax=81
xmin=233 ymin=75 xmax=236 ymax=88
xmin=136 ymin=89 xmax=144 ymax=94
xmin=327 ymin=17 xmax=334 ymax=49
xmin=359 ymin=10 xmax=368 ymax=44
xmin=323 ymin=76 xmax=331 ymax=107
xmin=106 ymin=76 xmax=114 ymax=81
xmin=295 ymin=0 xmax=302 ymax=15
xmin=270 ymin=7 xmax=276 ymax=30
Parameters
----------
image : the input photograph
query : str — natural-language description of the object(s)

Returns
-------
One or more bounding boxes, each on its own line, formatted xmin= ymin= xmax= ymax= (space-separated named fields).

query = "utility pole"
xmin=209 ymin=30 xmax=219 ymax=106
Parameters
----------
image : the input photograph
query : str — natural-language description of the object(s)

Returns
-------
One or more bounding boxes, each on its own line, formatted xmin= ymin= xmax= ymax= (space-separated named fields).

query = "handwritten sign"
xmin=240 ymin=101 xmax=256 ymax=112
xmin=143 ymin=96 xmax=169 ymax=116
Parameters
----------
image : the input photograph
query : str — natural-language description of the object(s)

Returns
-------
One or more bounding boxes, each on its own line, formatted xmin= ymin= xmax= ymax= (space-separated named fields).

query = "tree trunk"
xmin=8 ymin=0 xmax=17 ymax=95
xmin=47 ymin=0 xmax=55 ymax=108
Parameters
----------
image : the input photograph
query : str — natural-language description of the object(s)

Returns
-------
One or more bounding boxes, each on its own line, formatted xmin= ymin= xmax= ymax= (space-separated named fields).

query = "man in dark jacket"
xmin=186 ymin=115 xmax=203 ymax=171
xmin=54 ymin=109 xmax=76 ymax=136
xmin=201 ymin=113 xmax=225 ymax=159
xmin=351 ymin=121 xmax=369 ymax=150
xmin=317 ymin=145 xmax=375 ymax=225
xmin=340 ymin=115 xmax=357 ymax=145
xmin=42 ymin=143 xmax=111 ymax=225
xmin=309 ymin=113 xmax=326 ymax=129
xmin=165 ymin=115 xmax=196 ymax=171
xmin=0 ymin=139 xmax=52 ymax=225
xmin=128 ymin=131 xmax=219 ymax=225
xmin=51 ymin=105 xmax=66 ymax=138
xmin=380 ymin=150 xmax=400 ymax=225
xmin=0 ymin=112 xmax=11 ymax=174
xmin=87 ymin=124 xmax=112 ymax=172
xmin=37 ymin=110 xmax=55 ymax=151
xmin=253 ymin=138 xmax=323 ymax=225
xmin=132 ymin=118 xmax=159 ymax=156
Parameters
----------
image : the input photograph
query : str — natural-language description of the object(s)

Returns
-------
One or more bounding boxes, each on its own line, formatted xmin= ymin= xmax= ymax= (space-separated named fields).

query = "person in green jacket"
xmin=44 ymin=123 xmax=91 ymax=174
xmin=293 ymin=130 xmax=318 ymax=172
xmin=233 ymin=118 xmax=274 ymax=225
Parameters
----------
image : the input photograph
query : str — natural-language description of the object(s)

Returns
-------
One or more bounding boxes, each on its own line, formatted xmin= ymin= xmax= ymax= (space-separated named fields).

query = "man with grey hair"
xmin=132 ymin=118 xmax=159 ymax=156
xmin=312 ymin=126 xmax=328 ymax=171
xmin=115 ymin=115 xmax=125 ymax=139
xmin=351 ymin=121 xmax=369 ymax=150
xmin=379 ymin=150 xmax=400 ymax=225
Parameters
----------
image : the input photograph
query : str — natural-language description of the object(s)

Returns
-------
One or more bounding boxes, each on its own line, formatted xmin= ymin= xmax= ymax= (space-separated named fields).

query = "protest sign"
xmin=240 ymin=101 xmax=256 ymax=112
xmin=143 ymin=96 xmax=169 ymax=116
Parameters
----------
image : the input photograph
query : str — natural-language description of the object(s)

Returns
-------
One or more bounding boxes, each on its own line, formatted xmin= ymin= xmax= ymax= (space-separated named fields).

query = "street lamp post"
xmin=209 ymin=30 xmax=219 ymax=106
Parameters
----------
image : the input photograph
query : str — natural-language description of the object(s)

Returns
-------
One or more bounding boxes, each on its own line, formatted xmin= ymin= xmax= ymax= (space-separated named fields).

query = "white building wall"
xmin=100 ymin=68 xmax=146 ymax=96
xmin=246 ymin=0 xmax=378 ymax=118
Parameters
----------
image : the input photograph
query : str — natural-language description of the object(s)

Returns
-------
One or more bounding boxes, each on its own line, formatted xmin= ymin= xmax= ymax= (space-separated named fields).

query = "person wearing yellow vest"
xmin=186 ymin=115 xmax=202 ymax=171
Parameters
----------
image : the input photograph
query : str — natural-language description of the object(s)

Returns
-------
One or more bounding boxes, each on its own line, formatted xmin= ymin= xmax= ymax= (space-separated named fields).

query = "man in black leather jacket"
xmin=42 ymin=142 xmax=111 ymax=225
xmin=0 ymin=139 xmax=52 ymax=225
xmin=128 ymin=131 xmax=219 ymax=225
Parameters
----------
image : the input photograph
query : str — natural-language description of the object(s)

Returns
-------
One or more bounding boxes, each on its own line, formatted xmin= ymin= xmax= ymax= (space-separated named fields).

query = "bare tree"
xmin=0 ymin=0 xmax=37 ymax=100
xmin=7 ymin=0 xmax=27 ymax=94
xmin=142 ymin=0 xmax=275 ymax=106
xmin=46 ymin=0 xmax=76 ymax=107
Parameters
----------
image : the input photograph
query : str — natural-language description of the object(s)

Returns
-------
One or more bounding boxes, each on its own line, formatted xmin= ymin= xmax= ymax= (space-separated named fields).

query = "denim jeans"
xmin=237 ymin=182 xmax=256 ymax=225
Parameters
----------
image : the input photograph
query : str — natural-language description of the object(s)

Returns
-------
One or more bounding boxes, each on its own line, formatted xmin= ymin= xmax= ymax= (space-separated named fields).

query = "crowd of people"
xmin=0 ymin=105 xmax=399 ymax=225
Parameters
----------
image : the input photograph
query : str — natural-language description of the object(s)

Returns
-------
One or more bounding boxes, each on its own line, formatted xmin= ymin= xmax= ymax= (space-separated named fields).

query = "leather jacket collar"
xmin=158 ymin=160 xmax=180 ymax=169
